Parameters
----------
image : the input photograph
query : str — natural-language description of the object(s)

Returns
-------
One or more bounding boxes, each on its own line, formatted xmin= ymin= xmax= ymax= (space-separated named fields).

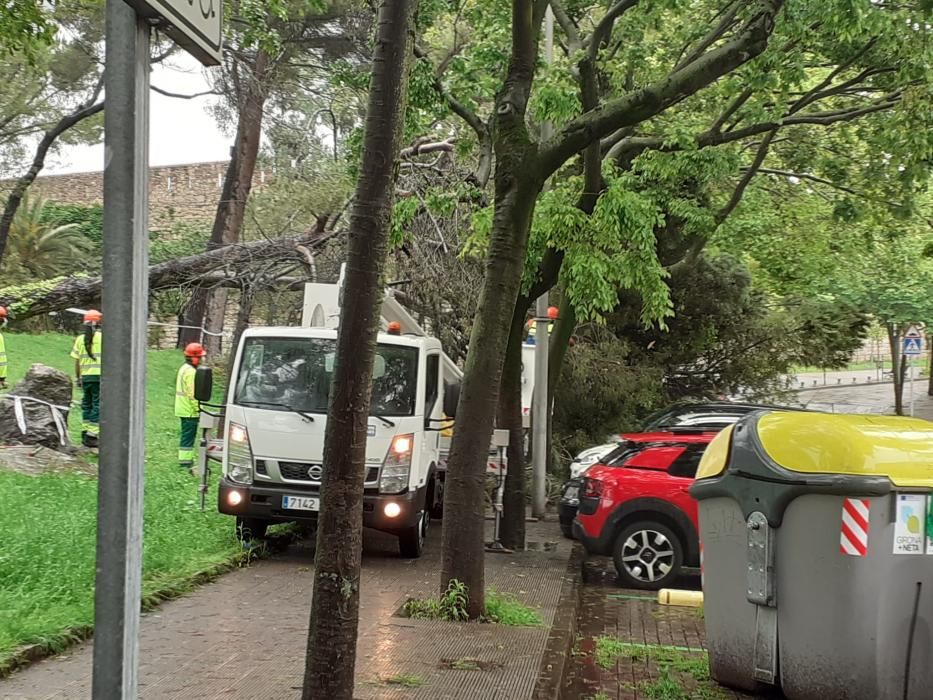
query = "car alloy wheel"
xmin=612 ymin=520 xmax=683 ymax=590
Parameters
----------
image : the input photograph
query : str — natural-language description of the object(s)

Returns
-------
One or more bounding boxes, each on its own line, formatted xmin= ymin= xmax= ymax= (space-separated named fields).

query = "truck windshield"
xmin=234 ymin=337 xmax=420 ymax=417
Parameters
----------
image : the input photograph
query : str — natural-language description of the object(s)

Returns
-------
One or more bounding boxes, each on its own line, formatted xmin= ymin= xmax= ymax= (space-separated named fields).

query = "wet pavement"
xmin=0 ymin=520 xmax=572 ymax=700
xmin=562 ymin=559 xmax=762 ymax=700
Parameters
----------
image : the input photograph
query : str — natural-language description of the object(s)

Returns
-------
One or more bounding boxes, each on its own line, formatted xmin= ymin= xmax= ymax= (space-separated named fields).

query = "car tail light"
xmin=582 ymin=477 xmax=603 ymax=499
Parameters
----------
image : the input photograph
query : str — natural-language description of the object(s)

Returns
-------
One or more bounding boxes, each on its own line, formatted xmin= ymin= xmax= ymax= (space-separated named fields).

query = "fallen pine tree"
xmin=0 ymin=229 xmax=340 ymax=321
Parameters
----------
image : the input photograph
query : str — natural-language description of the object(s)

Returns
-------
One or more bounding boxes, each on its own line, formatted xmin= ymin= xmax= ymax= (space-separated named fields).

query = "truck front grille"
xmin=279 ymin=461 xmax=321 ymax=481
xmin=277 ymin=461 xmax=380 ymax=484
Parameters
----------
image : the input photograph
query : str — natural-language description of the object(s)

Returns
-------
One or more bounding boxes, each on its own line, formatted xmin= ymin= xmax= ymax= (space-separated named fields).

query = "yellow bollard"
xmin=657 ymin=588 xmax=704 ymax=608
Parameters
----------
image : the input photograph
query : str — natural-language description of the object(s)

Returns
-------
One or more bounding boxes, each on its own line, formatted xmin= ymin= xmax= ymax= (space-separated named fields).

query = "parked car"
xmin=559 ymin=476 xmax=584 ymax=538
xmin=638 ymin=400 xmax=793 ymax=432
xmin=572 ymin=431 xmax=717 ymax=589
xmin=569 ymin=442 xmax=618 ymax=479
xmin=559 ymin=402 xmax=800 ymax=539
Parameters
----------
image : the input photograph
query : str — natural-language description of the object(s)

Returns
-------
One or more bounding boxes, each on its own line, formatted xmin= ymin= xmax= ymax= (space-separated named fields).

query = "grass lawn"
xmin=0 ymin=333 xmax=241 ymax=663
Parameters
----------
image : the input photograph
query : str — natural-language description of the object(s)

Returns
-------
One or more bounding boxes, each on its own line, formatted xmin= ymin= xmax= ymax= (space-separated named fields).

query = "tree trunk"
xmin=204 ymin=288 xmax=230 ymax=354
xmin=499 ymin=302 xmax=529 ymax=549
xmin=180 ymin=51 xmax=270 ymax=352
xmin=227 ymin=287 xmax=254 ymax=385
xmin=301 ymin=1 xmax=417 ymax=697
xmin=439 ymin=0 xmax=546 ymax=618
xmin=440 ymin=172 xmax=540 ymax=617
xmin=887 ymin=323 xmax=904 ymax=415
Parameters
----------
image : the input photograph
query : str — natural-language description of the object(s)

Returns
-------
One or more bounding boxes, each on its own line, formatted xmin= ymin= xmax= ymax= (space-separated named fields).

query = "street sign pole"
xmin=92 ymin=2 xmax=150 ymax=697
xmin=902 ymin=327 xmax=923 ymax=418
xmin=531 ymin=6 xmax=555 ymax=521
xmin=532 ymin=293 xmax=549 ymax=519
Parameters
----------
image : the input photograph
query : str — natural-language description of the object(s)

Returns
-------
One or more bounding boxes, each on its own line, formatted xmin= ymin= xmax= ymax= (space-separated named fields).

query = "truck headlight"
xmin=380 ymin=433 xmax=413 ymax=494
xmin=227 ymin=421 xmax=253 ymax=485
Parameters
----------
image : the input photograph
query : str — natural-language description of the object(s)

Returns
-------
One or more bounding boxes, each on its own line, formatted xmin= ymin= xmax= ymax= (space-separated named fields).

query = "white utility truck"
xmin=211 ymin=271 xmax=462 ymax=558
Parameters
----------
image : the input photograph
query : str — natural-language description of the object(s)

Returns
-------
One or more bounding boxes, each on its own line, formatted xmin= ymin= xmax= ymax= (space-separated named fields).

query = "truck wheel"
xmin=236 ymin=517 xmax=269 ymax=541
xmin=399 ymin=511 xmax=427 ymax=558
xmin=612 ymin=520 xmax=683 ymax=590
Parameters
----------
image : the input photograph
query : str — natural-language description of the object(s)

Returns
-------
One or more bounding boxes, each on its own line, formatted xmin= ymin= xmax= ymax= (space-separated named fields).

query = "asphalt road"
xmin=796 ymin=381 xmax=933 ymax=420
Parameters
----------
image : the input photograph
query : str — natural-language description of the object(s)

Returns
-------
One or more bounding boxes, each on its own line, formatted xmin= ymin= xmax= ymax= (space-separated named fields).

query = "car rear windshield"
xmin=602 ymin=442 xmax=650 ymax=467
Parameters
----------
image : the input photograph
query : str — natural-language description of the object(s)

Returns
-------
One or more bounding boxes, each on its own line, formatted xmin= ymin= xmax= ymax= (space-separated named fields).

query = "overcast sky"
xmin=45 ymin=53 xmax=233 ymax=175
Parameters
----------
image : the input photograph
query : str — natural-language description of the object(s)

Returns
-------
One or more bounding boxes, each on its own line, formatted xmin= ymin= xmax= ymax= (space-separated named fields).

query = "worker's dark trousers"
xmin=179 ymin=417 xmax=199 ymax=469
xmin=81 ymin=376 xmax=100 ymax=438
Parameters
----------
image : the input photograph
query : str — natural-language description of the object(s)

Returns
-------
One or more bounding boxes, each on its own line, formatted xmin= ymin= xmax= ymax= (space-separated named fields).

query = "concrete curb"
xmin=532 ymin=543 xmax=584 ymax=700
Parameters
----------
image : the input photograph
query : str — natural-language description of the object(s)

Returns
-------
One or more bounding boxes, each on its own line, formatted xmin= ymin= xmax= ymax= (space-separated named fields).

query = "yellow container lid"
xmin=757 ymin=413 xmax=933 ymax=487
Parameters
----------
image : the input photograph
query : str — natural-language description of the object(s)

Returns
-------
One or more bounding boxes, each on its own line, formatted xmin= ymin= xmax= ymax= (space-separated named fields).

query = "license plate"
xmin=282 ymin=496 xmax=320 ymax=511
xmin=564 ymin=486 xmax=579 ymax=500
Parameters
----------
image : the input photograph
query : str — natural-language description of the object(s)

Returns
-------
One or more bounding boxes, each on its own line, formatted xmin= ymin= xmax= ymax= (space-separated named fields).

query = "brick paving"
xmin=0 ymin=521 xmax=572 ymax=700
xmin=563 ymin=560 xmax=762 ymax=700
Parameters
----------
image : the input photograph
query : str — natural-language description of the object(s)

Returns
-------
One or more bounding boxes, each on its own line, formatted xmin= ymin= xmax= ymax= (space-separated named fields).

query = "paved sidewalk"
xmin=0 ymin=521 xmax=572 ymax=700
xmin=563 ymin=561 xmax=759 ymax=700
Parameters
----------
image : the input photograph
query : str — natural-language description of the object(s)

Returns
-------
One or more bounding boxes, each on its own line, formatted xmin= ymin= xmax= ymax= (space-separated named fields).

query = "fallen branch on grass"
xmin=0 ymin=229 xmax=341 ymax=321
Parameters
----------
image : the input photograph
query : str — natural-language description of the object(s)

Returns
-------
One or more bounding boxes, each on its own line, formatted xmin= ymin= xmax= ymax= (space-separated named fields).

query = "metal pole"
xmin=531 ymin=7 xmax=554 ymax=521
xmin=909 ymin=361 xmax=915 ymax=417
xmin=532 ymin=295 xmax=549 ymax=518
xmin=93 ymin=2 xmax=150 ymax=697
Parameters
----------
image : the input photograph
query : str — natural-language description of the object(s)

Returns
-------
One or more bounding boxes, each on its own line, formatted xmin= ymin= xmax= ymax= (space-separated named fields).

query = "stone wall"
xmin=7 ymin=160 xmax=270 ymax=229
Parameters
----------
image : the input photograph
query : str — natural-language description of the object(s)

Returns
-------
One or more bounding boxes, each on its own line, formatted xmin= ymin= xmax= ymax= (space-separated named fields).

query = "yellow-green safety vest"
xmin=175 ymin=362 xmax=199 ymax=418
xmin=70 ymin=331 xmax=102 ymax=377
xmin=526 ymin=319 xmax=554 ymax=338
xmin=0 ymin=332 xmax=7 ymax=380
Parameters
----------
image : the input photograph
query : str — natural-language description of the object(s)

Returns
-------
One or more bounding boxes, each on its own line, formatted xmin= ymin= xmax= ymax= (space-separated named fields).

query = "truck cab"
xmin=216 ymin=278 xmax=460 ymax=558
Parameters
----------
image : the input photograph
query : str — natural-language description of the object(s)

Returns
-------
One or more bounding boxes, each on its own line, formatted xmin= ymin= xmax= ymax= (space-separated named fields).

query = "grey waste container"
xmin=691 ymin=411 xmax=933 ymax=700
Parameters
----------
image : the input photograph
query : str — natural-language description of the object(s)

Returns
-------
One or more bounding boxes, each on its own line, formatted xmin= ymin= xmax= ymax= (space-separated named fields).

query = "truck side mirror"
xmin=443 ymin=382 xmax=460 ymax=419
xmin=195 ymin=366 xmax=214 ymax=403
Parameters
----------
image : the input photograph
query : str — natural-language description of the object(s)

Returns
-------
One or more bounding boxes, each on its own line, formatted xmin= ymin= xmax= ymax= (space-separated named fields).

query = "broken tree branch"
xmin=0 ymin=230 xmax=342 ymax=321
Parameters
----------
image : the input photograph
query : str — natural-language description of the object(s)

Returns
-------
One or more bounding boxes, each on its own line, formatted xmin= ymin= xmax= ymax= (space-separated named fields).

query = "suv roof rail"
xmin=657 ymin=426 xmax=721 ymax=435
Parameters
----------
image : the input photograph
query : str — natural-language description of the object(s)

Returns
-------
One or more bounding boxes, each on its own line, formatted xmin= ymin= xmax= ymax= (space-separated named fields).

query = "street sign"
xmin=904 ymin=337 xmax=923 ymax=356
xmin=904 ymin=329 xmax=924 ymax=357
xmin=126 ymin=0 xmax=223 ymax=65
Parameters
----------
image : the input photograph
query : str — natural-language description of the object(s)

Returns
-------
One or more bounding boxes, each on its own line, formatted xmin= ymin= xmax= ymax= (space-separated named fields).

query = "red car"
xmin=573 ymin=430 xmax=716 ymax=589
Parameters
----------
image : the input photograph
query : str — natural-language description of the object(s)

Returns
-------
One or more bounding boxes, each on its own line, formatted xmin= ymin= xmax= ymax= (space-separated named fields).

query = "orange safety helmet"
xmin=84 ymin=309 xmax=102 ymax=324
xmin=547 ymin=306 xmax=559 ymax=320
xmin=184 ymin=342 xmax=206 ymax=358
xmin=0 ymin=306 xmax=7 ymax=318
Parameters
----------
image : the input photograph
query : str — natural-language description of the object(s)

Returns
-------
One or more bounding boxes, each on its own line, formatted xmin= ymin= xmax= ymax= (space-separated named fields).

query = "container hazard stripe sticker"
xmin=840 ymin=498 xmax=870 ymax=557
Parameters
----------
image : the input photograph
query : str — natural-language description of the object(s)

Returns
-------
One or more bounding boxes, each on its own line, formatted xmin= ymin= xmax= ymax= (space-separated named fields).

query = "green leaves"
xmin=0 ymin=0 xmax=56 ymax=63
xmin=390 ymin=197 xmax=421 ymax=248
xmin=524 ymin=168 xmax=673 ymax=329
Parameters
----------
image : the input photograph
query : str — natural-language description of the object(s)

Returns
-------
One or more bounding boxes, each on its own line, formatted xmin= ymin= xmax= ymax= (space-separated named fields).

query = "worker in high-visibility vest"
xmin=0 ymin=306 xmax=8 ymax=389
xmin=71 ymin=310 xmax=103 ymax=447
xmin=176 ymin=343 xmax=205 ymax=471
xmin=525 ymin=305 xmax=559 ymax=344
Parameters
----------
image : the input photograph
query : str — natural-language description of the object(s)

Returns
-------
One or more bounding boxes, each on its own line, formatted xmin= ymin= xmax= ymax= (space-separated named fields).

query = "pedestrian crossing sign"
xmin=903 ymin=336 xmax=923 ymax=357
